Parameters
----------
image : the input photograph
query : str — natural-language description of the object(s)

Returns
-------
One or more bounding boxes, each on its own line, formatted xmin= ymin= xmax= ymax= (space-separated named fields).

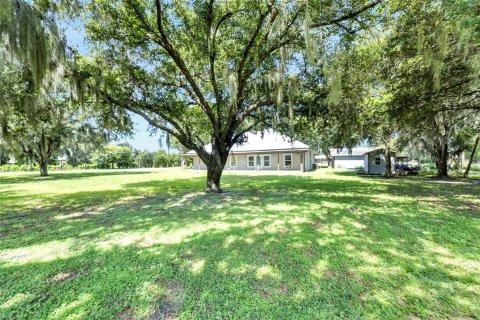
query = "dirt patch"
xmin=278 ymin=283 xmax=289 ymax=294
xmin=70 ymin=213 xmax=91 ymax=220
xmin=150 ymin=304 xmax=177 ymax=320
xmin=312 ymin=220 xmax=324 ymax=229
xmin=305 ymin=249 xmax=315 ymax=258
xmin=109 ymin=196 xmax=170 ymax=213
xmin=324 ymin=270 xmax=336 ymax=280
xmin=117 ymin=307 xmax=135 ymax=320
xmin=150 ymin=280 xmax=184 ymax=320
xmin=254 ymin=281 xmax=289 ymax=299
xmin=50 ymin=271 xmax=78 ymax=283
xmin=179 ymin=251 xmax=195 ymax=262
xmin=465 ymin=202 xmax=480 ymax=215
xmin=280 ymin=226 xmax=293 ymax=235
xmin=422 ymin=199 xmax=458 ymax=211
xmin=18 ymin=224 xmax=35 ymax=230
xmin=324 ymin=270 xmax=357 ymax=281
xmin=425 ymin=199 xmax=480 ymax=217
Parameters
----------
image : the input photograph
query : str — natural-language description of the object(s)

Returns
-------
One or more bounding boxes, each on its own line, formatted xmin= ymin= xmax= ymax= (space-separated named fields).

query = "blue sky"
xmin=65 ymin=24 xmax=166 ymax=152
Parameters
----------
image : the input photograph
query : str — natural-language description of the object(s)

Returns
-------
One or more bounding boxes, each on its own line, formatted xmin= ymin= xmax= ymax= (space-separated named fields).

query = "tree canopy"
xmin=71 ymin=0 xmax=385 ymax=191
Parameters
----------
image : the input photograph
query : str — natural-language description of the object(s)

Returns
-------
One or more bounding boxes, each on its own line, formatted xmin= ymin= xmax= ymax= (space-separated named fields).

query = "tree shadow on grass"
xmin=0 ymin=172 xmax=479 ymax=319
xmin=328 ymin=170 xmax=361 ymax=177
xmin=1 ymin=173 xmax=478 ymax=250
xmin=0 ymin=172 xmax=206 ymax=214
xmin=0 ymin=170 xmax=154 ymax=185
xmin=1 ymin=206 xmax=479 ymax=319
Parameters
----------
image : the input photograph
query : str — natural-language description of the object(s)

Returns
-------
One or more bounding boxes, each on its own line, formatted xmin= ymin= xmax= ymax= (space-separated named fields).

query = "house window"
xmin=284 ymin=154 xmax=292 ymax=168
xmin=375 ymin=156 xmax=381 ymax=165
xmin=230 ymin=155 xmax=237 ymax=168
xmin=247 ymin=155 xmax=255 ymax=168
xmin=263 ymin=155 xmax=270 ymax=167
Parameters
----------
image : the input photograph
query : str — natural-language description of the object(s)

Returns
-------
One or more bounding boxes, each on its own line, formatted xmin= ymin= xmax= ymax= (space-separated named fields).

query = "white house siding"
xmin=193 ymin=151 xmax=310 ymax=172
xmin=333 ymin=155 xmax=365 ymax=169
xmin=193 ymin=157 xmax=206 ymax=171
xmin=366 ymin=150 xmax=395 ymax=175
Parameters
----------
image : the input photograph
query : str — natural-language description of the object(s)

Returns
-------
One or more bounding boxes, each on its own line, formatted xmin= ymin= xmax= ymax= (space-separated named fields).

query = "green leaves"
xmin=0 ymin=0 xmax=67 ymax=90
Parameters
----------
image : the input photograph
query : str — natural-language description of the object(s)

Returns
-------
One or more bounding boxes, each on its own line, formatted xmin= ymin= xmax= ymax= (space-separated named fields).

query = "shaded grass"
xmin=0 ymin=169 xmax=479 ymax=319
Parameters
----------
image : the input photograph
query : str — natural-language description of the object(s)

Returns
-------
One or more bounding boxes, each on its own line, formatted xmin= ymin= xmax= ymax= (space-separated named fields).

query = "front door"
xmin=261 ymin=155 xmax=271 ymax=169
xmin=247 ymin=155 xmax=256 ymax=169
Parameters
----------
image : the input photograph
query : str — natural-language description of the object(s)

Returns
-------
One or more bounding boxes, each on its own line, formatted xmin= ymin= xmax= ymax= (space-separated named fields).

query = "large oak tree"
xmin=78 ymin=0 xmax=384 ymax=192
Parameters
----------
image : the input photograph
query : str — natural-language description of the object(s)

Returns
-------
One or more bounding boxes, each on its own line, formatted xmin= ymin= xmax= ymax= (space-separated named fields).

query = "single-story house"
xmin=330 ymin=147 xmax=396 ymax=175
xmin=185 ymin=130 xmax=314 ymax=172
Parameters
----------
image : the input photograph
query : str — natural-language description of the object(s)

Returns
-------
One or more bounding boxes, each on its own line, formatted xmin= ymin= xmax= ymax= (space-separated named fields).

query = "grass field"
xmin=0 ymin=169 xmax=479 ymax=319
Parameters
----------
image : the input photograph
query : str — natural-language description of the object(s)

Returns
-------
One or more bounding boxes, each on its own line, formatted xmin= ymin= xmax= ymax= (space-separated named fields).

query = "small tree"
xmin=0 ymin=1 xmax=124 ymax=176
xmin=92 ymin=145 xmax=136 ymax=169
xmin=136 ymin=151 xmax=155 ymax=168
xmin=1 ymin=64 xmax=76 ymax=175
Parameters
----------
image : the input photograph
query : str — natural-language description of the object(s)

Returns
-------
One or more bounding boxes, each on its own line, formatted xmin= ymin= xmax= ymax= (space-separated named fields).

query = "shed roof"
xmin=330 ymin=147 xmax=396 ymax=157
xmin=185 ymin=130 xmax=309 ymax=155
xmin=330 ymin=147 xmax=379 ymax=156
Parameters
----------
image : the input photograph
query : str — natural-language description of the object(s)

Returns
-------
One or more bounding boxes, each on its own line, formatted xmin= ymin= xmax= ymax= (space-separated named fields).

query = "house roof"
xmin=185 ymin=130 xmax=309 ymax=155
xmin=363 ymin=148 xmax=396 ymax=155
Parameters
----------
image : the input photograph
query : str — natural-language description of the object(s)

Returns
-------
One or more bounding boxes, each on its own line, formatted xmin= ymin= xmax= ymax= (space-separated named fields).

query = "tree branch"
xmin=206 ymin=0 xmax=223 ymax=125
xmin=153 ymin=0 xmax=217 ymax=127
xmin=309 ymin=0 xmax=384 ymax=29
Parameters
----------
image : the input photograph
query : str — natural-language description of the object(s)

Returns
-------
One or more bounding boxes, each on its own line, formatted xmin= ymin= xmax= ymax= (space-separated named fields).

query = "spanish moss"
xmin=0 ymin=0 xmax=66 ymax=90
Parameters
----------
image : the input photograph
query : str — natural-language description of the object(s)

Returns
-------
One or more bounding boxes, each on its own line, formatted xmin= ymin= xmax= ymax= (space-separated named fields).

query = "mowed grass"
xmin=0 ymin=169 xmax=479 ymax=320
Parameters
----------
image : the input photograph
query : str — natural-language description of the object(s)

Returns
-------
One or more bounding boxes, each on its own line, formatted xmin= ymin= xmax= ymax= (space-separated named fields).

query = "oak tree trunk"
xmin=204 ymin=145 xmax=228 ymax=193
xmin=205 ymin=163 xmax=223 ymax=193
xmin=39 ymin=160 xmax=48 ymax=176
xmin=436 ymin=139 xmax=449 ymax=178
xmin=464 ymin=136 xmax=479 ymax=178
xmin=326 ymin=155 xmax=332 ymax=167
xmin=384 ymin=144 xmax=393 ymax=178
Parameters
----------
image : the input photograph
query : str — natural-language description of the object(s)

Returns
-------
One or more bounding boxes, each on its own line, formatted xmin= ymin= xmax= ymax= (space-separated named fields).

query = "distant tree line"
xmin=91 ymin=144 xmax=181 ymax=169
xmin=0 ymin=141 xmax=182 ymax=172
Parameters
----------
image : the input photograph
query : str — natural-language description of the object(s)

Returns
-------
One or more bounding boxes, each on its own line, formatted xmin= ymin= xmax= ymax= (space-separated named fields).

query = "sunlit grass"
xmin=0 ymin=169 xmax=479 ymax=319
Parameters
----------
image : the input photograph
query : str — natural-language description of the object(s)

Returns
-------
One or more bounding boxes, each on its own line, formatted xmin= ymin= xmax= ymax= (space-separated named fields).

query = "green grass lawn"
xmin=1 ymin=169 xmax=479 ymax=319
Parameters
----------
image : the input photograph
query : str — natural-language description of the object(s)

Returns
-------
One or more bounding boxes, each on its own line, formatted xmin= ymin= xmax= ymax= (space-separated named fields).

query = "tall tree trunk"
xmin=383 ymin=138 xmax=393 ymax=178
xmin=37 ymin=137 xmax=50 ymax=176
xmin=204 ymin=145 xmax=228 ymax=193
xmin=28 ymin=158 xmax=34 ymax=171
xmin=39 ymin=160 xmax=48 ymax=176
xmin=205 ymin=162 xmax=224 ymax=193
xmin=464 ymin=136 xmax=479 ymax=178
xmin=326 ymin=152 xmax=332 ymax=167
xmin=384 ymin=148 xmax=392 ymax=178
xmin=436 ymin=138 xmax=449 ymax=178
